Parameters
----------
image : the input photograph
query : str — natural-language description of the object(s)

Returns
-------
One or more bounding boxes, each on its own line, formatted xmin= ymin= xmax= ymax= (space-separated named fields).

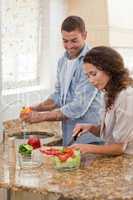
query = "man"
xmin=21 ymin=16 xmax=103 ymax=146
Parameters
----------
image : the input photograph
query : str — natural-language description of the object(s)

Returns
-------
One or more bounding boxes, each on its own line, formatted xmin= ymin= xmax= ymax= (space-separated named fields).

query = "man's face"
xmin=61 ymin=29 xmax=87 ymax=59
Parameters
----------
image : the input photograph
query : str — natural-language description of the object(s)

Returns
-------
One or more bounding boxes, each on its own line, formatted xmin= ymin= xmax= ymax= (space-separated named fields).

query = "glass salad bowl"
xmin=18 ymin=144 xmax=42 ymax=169
xmin=40 ymin=146 xmax=81 ymax=171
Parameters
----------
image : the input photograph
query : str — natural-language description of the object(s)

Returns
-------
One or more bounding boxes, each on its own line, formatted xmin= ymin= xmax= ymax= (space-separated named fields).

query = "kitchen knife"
xmin=67 ymin=134 xmax=78 ymax=146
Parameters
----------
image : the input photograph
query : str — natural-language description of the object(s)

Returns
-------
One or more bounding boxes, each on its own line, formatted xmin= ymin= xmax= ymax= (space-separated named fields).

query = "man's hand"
xmin=20 ymin=109 xmax=68 ymax=123
xmin=20 ymin=110 xmax=46 ymax=123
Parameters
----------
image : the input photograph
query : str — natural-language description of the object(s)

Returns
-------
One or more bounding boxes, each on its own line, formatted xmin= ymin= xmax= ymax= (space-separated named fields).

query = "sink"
xmin=9 ymin=131 xmax=62 ymax=146
xmin=11 ymin=131 xmax=55 ymax=139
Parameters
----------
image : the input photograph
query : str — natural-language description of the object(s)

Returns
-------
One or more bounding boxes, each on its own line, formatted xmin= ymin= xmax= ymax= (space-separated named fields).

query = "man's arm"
xmin=60 ymin=64 xmax=102 ymax=120
xmin=30 ymin=63 xmax=101 ymax=123
xmin=21 ymin=109 xmax=68 ymax=123
xmin=31 ymin=98 xmax=59 ymax=112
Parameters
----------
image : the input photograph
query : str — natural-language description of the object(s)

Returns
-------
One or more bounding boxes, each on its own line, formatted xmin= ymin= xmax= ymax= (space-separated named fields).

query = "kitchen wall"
xmin=68 ymin=0 xmax=109 ymax=46
xmin=67 ymin=0 xmax=133 ymax=47
xmin=108 ymin=0 xmax=133 ymax=47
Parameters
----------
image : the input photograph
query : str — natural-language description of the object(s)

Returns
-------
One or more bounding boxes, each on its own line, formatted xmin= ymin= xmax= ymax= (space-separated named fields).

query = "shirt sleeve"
xmin=60 ymin=64 xmax=102 ymax=119
xmin=112 ymin=89 xmax=133 ymax=144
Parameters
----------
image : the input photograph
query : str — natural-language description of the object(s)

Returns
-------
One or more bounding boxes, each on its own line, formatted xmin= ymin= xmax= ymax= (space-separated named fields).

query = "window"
xmin=1 ymin=0 xmax=68 ymax=91
xmin=107 ymin=0 xmax=133 ymax=74
xmin=114 ymin=47 xmax=133 ymax=75
xmin=1 ymin=0 xmax=40 ymax=90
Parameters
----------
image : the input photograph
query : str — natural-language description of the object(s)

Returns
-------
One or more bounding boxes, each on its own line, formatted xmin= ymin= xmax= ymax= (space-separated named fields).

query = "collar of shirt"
xmin=64 ymin=43 xmax=91 ymax=60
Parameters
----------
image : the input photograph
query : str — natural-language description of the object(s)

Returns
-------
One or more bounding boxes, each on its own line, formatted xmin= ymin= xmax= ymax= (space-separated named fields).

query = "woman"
xmin=72 ymin=46 xmax=133 ymax=155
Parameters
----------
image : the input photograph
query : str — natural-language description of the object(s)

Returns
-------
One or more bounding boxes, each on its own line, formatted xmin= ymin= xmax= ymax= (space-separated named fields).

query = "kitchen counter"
xmin=3 ymin=119 xmax=61 ymax=137
xmin=0 ymin=140 xmax=133 ymax=200
xmin=1 ymin=119 xmax=133 ymax=200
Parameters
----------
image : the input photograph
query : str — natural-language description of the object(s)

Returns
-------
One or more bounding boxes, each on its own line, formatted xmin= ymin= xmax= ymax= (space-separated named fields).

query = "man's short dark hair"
xmin=61 ymin=15 xmax=85 ymax=33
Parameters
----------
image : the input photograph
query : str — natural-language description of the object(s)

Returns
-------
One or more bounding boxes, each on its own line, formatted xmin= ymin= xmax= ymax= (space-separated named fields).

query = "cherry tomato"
xmin=64 ymin=148 xmax=74 ymax=157
xmin=57 ymin=153 xmax=70 ymax=162
xmin=27 ymin=136 xmax=41 ymax=149
xmin=40 ymin=148 xmax=61 ymax=156
xmin=57 ymin=148 xmax=74 ymax=161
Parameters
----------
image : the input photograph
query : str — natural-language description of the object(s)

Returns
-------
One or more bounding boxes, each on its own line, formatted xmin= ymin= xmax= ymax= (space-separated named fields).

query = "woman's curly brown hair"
xmin=83 ymin=46 xmax=133 ymax=111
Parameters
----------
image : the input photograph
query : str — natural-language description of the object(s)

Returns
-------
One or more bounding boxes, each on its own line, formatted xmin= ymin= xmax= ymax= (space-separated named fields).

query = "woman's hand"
xmin=72 ymin=123 xmax=93 ymax=138
xmin=71 ymin=143 xmax=124 ymax=155
xmin=71 ymin=143 xmax=90 ymax=154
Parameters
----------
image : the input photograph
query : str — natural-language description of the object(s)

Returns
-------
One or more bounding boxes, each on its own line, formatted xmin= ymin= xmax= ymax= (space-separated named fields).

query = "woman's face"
xmin=84 ymin=63 xmax=110 ymax=90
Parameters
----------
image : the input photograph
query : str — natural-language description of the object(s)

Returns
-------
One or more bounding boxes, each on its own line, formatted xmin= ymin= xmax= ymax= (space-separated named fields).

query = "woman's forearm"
xmin=80 ymin=143 xmax=124 ymax=155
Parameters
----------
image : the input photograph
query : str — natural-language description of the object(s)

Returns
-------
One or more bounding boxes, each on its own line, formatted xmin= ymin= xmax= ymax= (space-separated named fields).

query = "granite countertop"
xmin=3 ymin=119 xmax=61 ymax=137
xmin=1 ymin=119 xmax=133 ymax=199
xmin=0 ymin=140 xmax=133 ymax=200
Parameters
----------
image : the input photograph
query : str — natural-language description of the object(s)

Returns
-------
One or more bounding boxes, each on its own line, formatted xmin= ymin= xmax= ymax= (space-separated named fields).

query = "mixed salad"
xmin=19 ymin=144 xmax=33 ymax=157
xmin=40 ymin=147 xmax=80 ymax=170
